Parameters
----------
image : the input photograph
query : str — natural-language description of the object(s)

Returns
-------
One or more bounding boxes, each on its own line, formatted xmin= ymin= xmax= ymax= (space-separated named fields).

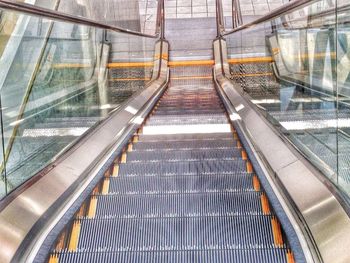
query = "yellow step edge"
xmin=246 ymin=161 xmax=253 ymax=173
xmin=233 ymin=133 xmax=238 ymax=140
xmin=261 ymin=193 xmax=271 ymax=215
xmin=102 ymin=178 xmax=110 ymax=195
xmin=241 ymin=150 xmax=248 ymax=161
xmin=137 ymin=127 xmax=143 ymax=135
xmin=127 ymin=143 xmax=133 ymax=152
xmin=133 ymin=135 xmax=139 ymax=143
xmin=76 ymin=203 xmax=86 ymax=218
xmin=120 ymin=152 xmax=127 ymax=163
xmin=48 ymin=253 xmax=59 ymax=263
xmin=55 ymin=232 xmax=66 ymax=251
xmin=287 ymin=250 xmax=295 ymax=263
xmin=68 ymin=221 xmax=81 ymax=251
xmin=271 ymin=217 xmax=284 ymax=248
xmin=87 ymin=197 xmax=98 ymax=218
xmin=112 ymin=163 xmax=119 ymax=177
xmin=252 ymin=175 xmax=261 ymax=191
xmin=237 ymin=141 xmax=242 ymax=149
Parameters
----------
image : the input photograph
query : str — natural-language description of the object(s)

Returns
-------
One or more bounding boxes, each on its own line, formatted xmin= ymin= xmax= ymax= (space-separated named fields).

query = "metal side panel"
xmin=213 ymin=38 xmax=350 ymax=263
xmin=0 ymin=41 xmax=169 ymax=263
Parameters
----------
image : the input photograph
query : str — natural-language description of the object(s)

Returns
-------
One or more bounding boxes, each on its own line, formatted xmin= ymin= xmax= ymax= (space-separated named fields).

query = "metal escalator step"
xmin=109 ymin=174 xmax=255 ymax=194
xmin=77 ymin=216 xmax=276 ymax=250
xmin=127 ymin=148 xmax=241 ymax=162
xmin=133 ymin=139 xmax=235 ymax=150
xmin=138 ymin=133 xmax=233 ymax=142
xmin=153 ymin=109 xmax=225 ymax=115
xmin=147 ymin=115 xmax=228 ymax=125
xmin=94 ymin=192 xmax=263 ymax=218
xmin=58 ymin=249 xmax=288 ymax=263
xmin=118 ymin=160 xmax=248 ymax=176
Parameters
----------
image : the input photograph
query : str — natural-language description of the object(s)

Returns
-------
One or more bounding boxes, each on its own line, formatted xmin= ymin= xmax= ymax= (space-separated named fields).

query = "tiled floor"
xmin=139 ymin=0 xmax=287 ymax=34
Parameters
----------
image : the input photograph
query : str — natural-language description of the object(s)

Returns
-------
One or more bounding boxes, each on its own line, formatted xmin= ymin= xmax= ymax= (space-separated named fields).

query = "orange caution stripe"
xmin=68 ymin=221 xmax=81 ymax=251
xmin=168 ymin=60 xmax=214 ymax=67
xmin=228 ymin=57 xmax=273 ymax=64
xmin=286 ymin=250 xmax=296 ymax=263
xmin=252 ymin=175 xmax=261 ymax=191
xmin=261 ymin=193 xmax=271 ymax=215
xmin=108 ymin=62 xmax=154 ymax=68
xmin=271 ymin=217 xmax=284 ymax=247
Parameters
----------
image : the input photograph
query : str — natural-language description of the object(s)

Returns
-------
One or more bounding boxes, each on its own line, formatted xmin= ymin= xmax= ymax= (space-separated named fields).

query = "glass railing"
xmin=222 ymin=0 xmax=350 ymax=198
xmin=0 ymin=4 xmax=162 ymax=198
xmin=8 ymin=0 xmax=159 ymax=35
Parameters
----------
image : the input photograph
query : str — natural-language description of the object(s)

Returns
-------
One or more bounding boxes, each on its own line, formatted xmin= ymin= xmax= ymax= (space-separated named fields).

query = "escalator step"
xmin=77 ymin=216 xmax=277 ymax=250
xmin=147 ymin=115 xmax=228 ymax=125
xmin=118 ymin=160 xmax=248 ymax=176
xmin=94 ymin=192 xmax=264 ymax=218
xmin=137 ymin=133 xmax=233 ymax=142
xmin=126 ymin=148 xmax=242 ymax=162
xmin=133 ymin=139 xmax=235 ymax=150
xmin=58 ymin=248 xmax=288 ymax=263
xmin=59 ymin=248 xmax=287 ymax=263
xmin=108 ymin=174 xmax=255 ymax=194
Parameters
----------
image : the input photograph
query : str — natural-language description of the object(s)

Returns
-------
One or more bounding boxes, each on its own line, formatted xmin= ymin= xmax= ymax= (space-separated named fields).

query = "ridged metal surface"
xmin=108 ymin=174 xmax=255 ymax=194
xmin=94 ymin=192 xmax=264 ymax=218
xmin=55 ymin=66 xmax=291 ymax=262
xmin=58 ymin=249 xmax=288 ymax=263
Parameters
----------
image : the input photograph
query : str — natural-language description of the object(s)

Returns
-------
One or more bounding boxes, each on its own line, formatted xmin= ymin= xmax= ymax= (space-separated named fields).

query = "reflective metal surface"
xmin=214 ymin=38 xmax=350 ymax=263
xmin=0 ymin=38 xmax=169 ymax=263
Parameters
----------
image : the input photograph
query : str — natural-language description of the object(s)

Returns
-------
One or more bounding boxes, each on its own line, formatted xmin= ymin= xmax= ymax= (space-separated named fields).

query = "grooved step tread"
xmin=57 ymin=248 xmax=289 ymax=263
xmin=118 ymin=159 xmax=248 ymax=176
xmin=126 ymin=148 xmax=242 ymax=162
xmin=77 ymin=216 xmax=278 ymax=250
xmin=108 ymin=174 xmax=255 ymax=194
xmin=94 ymin=192 xmax=265 ymax=218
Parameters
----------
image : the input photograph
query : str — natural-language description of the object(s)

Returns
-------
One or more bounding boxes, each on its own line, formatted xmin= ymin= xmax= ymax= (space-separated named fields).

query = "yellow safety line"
xmin=68 ymin=221 xmax=81 ymax=251
xmin=55 ymin=232 xmax=66 ymax=251
xmin=237 ymin=141 xmax=242 ymax=149
xmin=171 ymin=75 xmax=212 ymax=80
xmin=261 ymin=193 xmax=271 ymax=215
xmin=127 ymin=143 xmax=133 ymax=152
xmin=168 ymin=60 xmax=215 ymax=67
xmin=112 ymin=163 xmax=119 ymax=177
xmin=52 ymin=63 xmax=91 ymax=69
xmin=120 ymin=152 xmax=127 ymax=163
xmin=133 ymin=135 xmax=139 ymax=143
xmin=252 ymin=175 xmax=261 ymax=191
xmin=271 ymin=217 xmax=284 ymax=248
xmin=76 ymin=203 xmax=86 ymax=218
xmin=108 ymin=62 xmax=154 ymax=68
xmin=246 ymin=161 xmax=253 ymax=173
xmin=241 ymin=150 xmax=248 ymax=160
xmin=48 ymin=253 xmax=59 ymax=263
xmin=287 ymin=250 xmax=296 ymax=263
xmin=228 ymin=57 xmax=273 ymax=64
xmin=109 ymin=77 xmax=151 ymax=81
xmin=101 ymin=178 xmax=110 ymax=195
xmin=87 ymin=197 xmax=97 ymax=218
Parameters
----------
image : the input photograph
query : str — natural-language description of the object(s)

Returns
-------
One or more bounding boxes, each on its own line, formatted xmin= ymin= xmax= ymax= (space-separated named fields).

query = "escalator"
xmin=2 ymin=0 xmax=350 ymax=263
xmin=48 ymin=64 xmax=295 ymax=263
